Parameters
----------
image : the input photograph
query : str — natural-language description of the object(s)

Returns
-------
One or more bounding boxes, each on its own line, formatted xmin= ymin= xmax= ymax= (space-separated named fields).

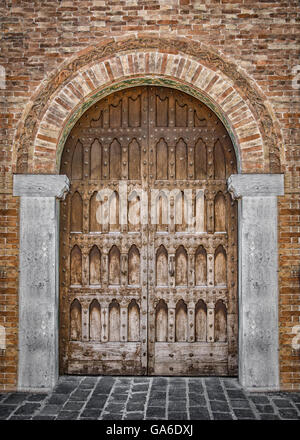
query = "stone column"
xmin=227 ymin=174 xmax=284 ymax=391
xmin=13 ymin=174 xmax=69 ymax=392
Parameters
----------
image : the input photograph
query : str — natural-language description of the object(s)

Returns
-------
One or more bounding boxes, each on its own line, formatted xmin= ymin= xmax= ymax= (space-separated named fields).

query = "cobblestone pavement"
xmin=0 ymin=376 xmax=299 ymax=420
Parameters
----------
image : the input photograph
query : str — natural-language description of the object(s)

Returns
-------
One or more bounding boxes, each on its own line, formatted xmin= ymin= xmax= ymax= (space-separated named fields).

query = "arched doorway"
xmin=59 ymin=86 xmax=238 ymax=376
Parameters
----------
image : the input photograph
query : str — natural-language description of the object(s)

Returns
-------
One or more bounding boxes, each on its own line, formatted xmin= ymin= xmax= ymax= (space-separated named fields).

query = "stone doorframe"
xmin=13 ymin=172 xmax=284 ymax=392
xmin=11 ymin=38 xmax=285 ymax=391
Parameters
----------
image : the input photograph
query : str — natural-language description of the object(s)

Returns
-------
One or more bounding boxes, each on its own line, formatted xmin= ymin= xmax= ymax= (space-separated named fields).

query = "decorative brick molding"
xmin=13 ymin=35 xmax=282 ymax=175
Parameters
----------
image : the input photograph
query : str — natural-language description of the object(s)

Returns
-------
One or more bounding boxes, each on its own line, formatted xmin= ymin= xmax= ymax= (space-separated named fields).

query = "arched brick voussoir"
xmin=13 ymin=36 xmax=283 ymax=174
xmin=13 ymin=31 xmax=282 ymax=174
xmin=32 ymin=51 xmax=265 ymax=174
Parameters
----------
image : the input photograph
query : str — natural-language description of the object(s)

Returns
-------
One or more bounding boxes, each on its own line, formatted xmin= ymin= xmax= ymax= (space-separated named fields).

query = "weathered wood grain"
xmin=59 ymin=86 xmax=238 ymax=376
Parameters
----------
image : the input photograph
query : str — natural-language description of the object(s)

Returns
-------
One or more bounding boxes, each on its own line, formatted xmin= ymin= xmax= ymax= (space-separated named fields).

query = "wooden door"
xmin=59 ymin=86 xmax=238 ymax=376
xmin=147 ymin=88 xmax=238 ymax=375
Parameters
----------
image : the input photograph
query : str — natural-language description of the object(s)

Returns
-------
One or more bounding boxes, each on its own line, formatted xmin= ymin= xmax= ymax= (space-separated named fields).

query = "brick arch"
xmin=13 ymin=35 xmax=283 ymax=174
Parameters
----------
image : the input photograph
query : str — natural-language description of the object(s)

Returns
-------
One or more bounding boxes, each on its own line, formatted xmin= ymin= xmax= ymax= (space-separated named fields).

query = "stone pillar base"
xmin=228 ymin=174 xmax=284 ymax=391
xmin=13 ymin=174 xmax=69 ymax=391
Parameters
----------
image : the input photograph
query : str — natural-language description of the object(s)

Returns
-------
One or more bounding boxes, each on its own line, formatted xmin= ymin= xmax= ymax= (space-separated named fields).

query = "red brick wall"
xmin=0 ymin=0 xmax=299 ymax=390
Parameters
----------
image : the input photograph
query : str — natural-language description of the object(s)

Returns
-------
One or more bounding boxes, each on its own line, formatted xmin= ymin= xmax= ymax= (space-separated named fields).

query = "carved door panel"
xmin=59 ymin=86 xmax=238 ymax=376
xmin=60 ymin=87 xmax=149 ymax=375
xmin=147 ymin=87 xmax=238 ymax=376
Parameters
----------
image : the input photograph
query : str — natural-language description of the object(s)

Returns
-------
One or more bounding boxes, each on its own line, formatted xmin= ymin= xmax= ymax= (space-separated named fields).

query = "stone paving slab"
xmin=0 ymin=377 xmax=299 ymax=420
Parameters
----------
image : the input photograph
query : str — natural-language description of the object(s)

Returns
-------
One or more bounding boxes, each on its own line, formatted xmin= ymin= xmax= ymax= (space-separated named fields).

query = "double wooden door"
xmin=59 ymin=86 xmax=238 ymax=376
